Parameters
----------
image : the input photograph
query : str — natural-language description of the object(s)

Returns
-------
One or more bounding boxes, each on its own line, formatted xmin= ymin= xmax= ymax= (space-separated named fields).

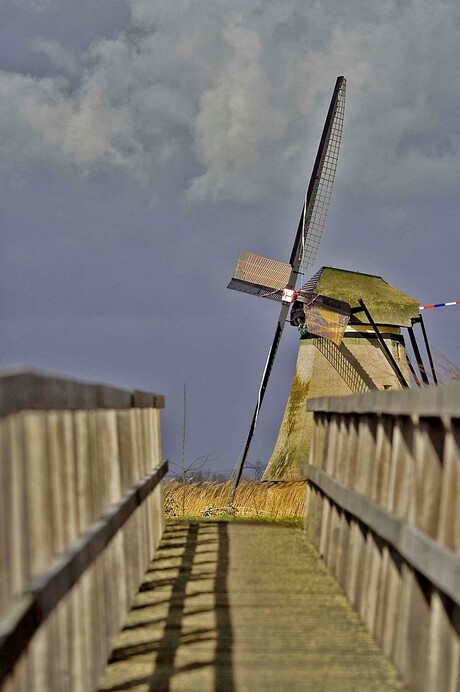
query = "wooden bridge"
xmin=0 ymin=371 xmax=459 ymax=691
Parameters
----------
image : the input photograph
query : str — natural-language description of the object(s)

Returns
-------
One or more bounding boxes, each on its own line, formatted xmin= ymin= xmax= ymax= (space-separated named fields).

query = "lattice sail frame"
xmin=300 ymin=79 xmax=346 ymax=270
xmin=233 ymin=250 xmax=291 ymax=290
xmin=228 ymin=250 xmax=292 ymax=302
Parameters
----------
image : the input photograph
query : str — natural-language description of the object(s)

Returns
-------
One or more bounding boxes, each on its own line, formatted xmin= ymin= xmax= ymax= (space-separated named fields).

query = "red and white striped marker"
xmin=419 ymin=300 xmax=460 ymax=310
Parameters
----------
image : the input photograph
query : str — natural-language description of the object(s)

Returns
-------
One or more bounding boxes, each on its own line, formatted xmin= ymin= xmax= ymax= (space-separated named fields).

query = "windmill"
xmin=227 ymin=76 xmax=347 ymax=493
xmin=264 ymin=266 xmax=423 ymax=481
xmin=227 ymin=75 xmax=440 ymax=488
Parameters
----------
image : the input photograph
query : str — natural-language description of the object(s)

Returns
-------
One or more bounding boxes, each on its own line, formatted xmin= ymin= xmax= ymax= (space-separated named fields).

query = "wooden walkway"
xmin=98 ymin=521 xmax=405 ymax=691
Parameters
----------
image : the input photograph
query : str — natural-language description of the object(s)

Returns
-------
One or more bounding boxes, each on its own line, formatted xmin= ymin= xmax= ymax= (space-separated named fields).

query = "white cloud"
xmin=188 ymin=21 xmax=289 ymax=201
xmin=0 ymin=73 xmax=136 ymax=172
xmin=1 ymin=0 xmax=460 ymax=200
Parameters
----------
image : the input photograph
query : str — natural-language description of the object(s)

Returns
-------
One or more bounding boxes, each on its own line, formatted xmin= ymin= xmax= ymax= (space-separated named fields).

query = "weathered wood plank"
xmin=99 ymin=522 xmax=404 ymax=692
xmin=307 ymin=382 xmax=460 ymax=416
xmin=0 ymin=370 xmax=164 ymax=417
xmin=0 ymin=461 xmax=167 ymax=685
xmin=305 ymin=386 xmax=460 ymax=692
xmin=304 ymin=465 xmax=460 ymax=606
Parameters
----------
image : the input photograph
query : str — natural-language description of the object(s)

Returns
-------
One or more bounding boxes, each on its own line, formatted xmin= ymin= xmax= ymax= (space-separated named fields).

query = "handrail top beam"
xmin=0 ymin=369 xmax=165 ymax=417
xmin=307 ymin=382 xmax=460 ymax=417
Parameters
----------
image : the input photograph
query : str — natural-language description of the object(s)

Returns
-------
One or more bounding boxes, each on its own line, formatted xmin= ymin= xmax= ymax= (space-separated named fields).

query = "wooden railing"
xmin=0 ymin=370 xmax=167 ymax=691
xmin=304 ymin=385 xmax=460 ymax=692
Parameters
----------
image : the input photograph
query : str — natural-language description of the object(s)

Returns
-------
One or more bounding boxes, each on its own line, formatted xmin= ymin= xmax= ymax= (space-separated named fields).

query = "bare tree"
xmin=168 ymin=384 xmax=217 ymax=515
xmin=438 ymin=355 xmax=460 ymax=383
xmin=247 ymin=460 xmax=265 ymax=481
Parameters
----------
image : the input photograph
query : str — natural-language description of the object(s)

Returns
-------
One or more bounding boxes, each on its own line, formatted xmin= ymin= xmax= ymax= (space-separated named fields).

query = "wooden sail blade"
xmin=290 ymin=76 xmax=347 ymax=275
xmin=303 ymin=306 xmax=350 ymax=345
xmin=293 ymin=291 xmax=351 ymax=345
xmin=227 ymin=250 xmax=292 ymax=302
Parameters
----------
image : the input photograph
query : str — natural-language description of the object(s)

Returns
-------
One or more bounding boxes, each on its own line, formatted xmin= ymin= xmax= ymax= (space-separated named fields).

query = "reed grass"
xmin=164 ymin=480 xmax=307 ymax=520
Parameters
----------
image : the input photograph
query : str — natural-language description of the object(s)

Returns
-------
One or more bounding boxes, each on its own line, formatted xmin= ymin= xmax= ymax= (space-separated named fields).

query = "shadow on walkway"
xmin=100 ymin=521 xmax=404 ymax=691
xmin=99 ymin=521 xmax=234 ymax=691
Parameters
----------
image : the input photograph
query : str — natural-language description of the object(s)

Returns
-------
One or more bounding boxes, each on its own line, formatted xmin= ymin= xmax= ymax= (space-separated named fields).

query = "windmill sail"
xmin=229 ymin=76 xmax=347 ymax=495
xmin=293 ymin=292 xmax=351 ymax=346
xmin=292 ymin=77 xmax=346 ymax=273
xmin=302 ymin=305 xmax=349 ymax=345
xmin=228 ymin=250 xmax=292 ymax=302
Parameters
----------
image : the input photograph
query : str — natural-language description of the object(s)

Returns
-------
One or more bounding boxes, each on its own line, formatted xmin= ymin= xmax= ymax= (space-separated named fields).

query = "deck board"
xmin=99 ymin=521 xmax=405 ymax=691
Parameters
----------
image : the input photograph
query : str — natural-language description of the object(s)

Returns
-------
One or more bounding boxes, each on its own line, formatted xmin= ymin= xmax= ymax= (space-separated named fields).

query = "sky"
xmin=1 ymin=0 xmax=460 ymax=476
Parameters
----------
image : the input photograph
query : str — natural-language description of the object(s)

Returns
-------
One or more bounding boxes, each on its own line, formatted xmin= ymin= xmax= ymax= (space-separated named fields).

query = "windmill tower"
xmin=263 ymin=267 xmax=420 ymax=481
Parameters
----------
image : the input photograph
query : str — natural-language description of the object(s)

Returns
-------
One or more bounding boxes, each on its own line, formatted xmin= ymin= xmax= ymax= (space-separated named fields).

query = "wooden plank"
xmin=303 ymin=464 xmax=460 ymax=605
xmin=73 ymin=411 xmax=93 ymax=690
xmin=0 ymin=461 xmax=168 ymax=685
xmin=413 ymin=418 xmax=443 ymax=537
xmin=307 ymin=401 xmax=460 ymax=692
xmin=345 ymin=519 xmax=367 ymax=611
xmin=132 ymin=390 xmax=166 ymax=408
xmin=0 ymin=420 xmax=12 ymax=613
xmin=0 ymin=595 xmax=35 ymax=681
xmin=437 ymin=421 xmax=460 ymax=552
xmin=360 ymin=532 xmax=384 ymax=634
xmin=99 ymin=522 xmax=404 ymax=692
xmin=426 ymin=592 xmax=460 ymax=691
xmin=377 ymin=546 xmax=403 ymax=659
xmin=372 ymin=416 xmax=392 ymax=505
xmin=1 ymin=395 xmax=166 ymax=689
xmin=386 ymin=416 xmax=414 ymax=522
xmin=0 ymin=370 xmax=164 ymax=418
xmin=307 ymin=382 xmax=460 ymax=417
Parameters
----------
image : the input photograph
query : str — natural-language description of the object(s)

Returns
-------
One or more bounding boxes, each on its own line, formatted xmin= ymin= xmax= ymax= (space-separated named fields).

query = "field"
xmin=164 ymin=480 xmax=307 ymax=521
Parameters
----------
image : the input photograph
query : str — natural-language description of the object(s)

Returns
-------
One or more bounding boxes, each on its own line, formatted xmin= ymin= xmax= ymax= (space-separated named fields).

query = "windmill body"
xmin=263 ymin=267 xmax=420 ymax=481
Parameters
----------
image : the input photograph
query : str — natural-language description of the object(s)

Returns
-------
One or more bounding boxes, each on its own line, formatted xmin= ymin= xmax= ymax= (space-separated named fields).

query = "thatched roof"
xmin=308 ymin=267 xmax=419 ymax=327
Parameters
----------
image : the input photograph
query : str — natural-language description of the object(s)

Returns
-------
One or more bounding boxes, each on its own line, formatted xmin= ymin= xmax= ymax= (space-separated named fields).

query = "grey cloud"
xmin=0 ymin=72 xmax=136 ymax=172
xmin=1 ymin=0 xmax=460 ymax=201
xmin=12 ymin=0 xmax=57 ymax=10
xmin=32 ymin=39 xmax=82 ymax=78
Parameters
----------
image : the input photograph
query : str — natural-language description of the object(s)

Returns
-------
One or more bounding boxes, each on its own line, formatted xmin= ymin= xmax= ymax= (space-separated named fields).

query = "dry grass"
xmin=164 ymin=480 xmax=307 ymax=520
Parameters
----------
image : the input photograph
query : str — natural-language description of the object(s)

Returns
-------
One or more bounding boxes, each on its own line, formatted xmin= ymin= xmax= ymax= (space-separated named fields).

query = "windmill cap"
xmin=303 ymin=267 xmax=420 ymax=327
